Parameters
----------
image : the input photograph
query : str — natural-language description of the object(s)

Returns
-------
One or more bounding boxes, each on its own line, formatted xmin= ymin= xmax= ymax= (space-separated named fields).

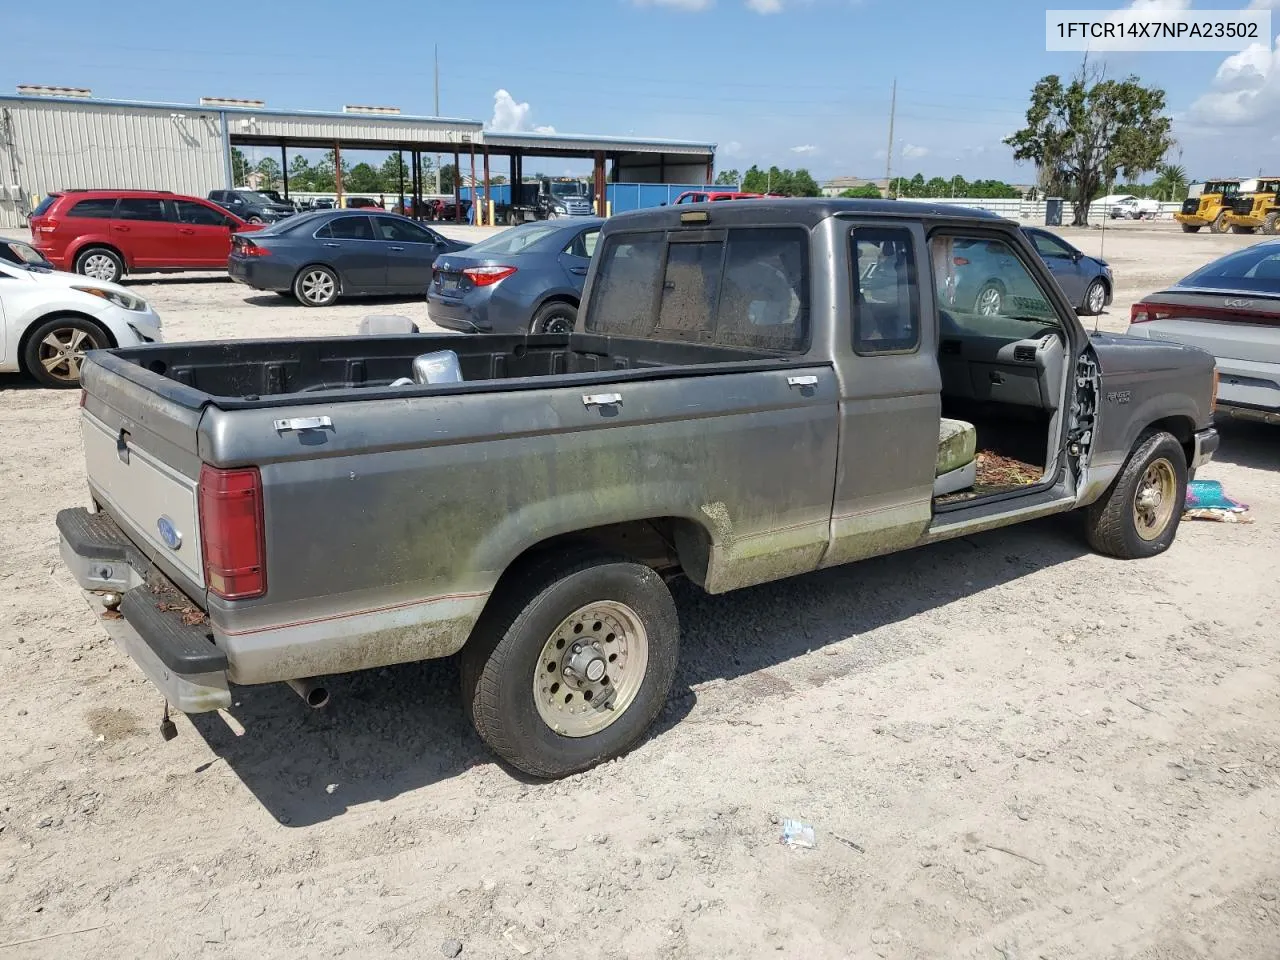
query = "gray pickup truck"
xmin=58 ymin=199 xmax=1219 ymax=778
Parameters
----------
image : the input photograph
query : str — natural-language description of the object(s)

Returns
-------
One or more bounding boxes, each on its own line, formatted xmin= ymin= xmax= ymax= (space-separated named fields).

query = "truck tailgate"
xmin=79 ymin=355 xmax=209 ymax=601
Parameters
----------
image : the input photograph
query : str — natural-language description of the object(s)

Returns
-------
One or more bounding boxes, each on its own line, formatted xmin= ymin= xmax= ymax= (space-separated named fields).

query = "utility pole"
xmin=433 ymin=45 xmax=442 ymax=195
xmin=884 ymin=78 xmax=896 ymax=198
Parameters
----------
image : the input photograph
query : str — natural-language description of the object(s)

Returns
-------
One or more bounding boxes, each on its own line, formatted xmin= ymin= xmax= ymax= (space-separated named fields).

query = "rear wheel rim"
xmin=82 ymin=253 xmax=116 ymax=280
xmin=542 ymin=315 xmax=573 ymax=334
xmin=1087 ymin=282 xmax=1105 ymax=314
xmin=976 ymin=286 xmax=1002 ymax=315
xmin=533 ymin=600 xmax=649 ymax=738
xmin=300 ymin=270 xmax=336 ymax=304
xmin=38 ymin=326 xmax=97 ymax=383
xmin=1133 ymin=458 xmax=1177 ymax=541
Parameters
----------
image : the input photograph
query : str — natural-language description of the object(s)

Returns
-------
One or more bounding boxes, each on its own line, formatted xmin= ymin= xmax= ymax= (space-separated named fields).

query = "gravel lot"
xmin=1 ymin=219 xmax=1277 ymax=960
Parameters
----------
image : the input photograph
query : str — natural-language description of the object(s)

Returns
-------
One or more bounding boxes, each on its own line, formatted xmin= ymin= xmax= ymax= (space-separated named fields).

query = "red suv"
xmin=28 ymin=189 xmax=261 ymax=283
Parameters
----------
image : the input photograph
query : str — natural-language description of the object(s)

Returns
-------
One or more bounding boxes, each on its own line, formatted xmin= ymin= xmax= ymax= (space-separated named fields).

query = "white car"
xmin=0 ymin=239 xmax=162 ymax=388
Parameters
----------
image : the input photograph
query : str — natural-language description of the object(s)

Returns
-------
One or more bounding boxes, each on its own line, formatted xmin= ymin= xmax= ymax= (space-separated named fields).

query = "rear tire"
xmin=1229 ymin=224 xmax=1254 ymax=234
xmin=23 ymin=315 xmax=110 ymax=388
xmin=974 ymin=281 xmax=1004 ymax=316
xmin=507 ymin=210 xmax=521 ymax=226
xmin=1263 ymin=213 xmax=1278 ymax=236
xmin=74 ymin=247 xmax=124 ymax=284
xmin=460 ymin=550 xmax=680 ymax=779
xmin=530 ymin=301 xmax=577 ymax=335
xmin=293 ymin=265 xmax=339 ymax=307
xmin=1180 ymin=224 xmax=1201 ymax=233
xmin=1085 ymin=431 xmax=1187 ymax=560
xmin=1209 ymin=211 xmax=1229 ymax=234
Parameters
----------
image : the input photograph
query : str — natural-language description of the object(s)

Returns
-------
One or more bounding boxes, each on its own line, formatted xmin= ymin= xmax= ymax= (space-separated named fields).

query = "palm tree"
xmin=1152 ymin=164 xmax=1189 ymax=202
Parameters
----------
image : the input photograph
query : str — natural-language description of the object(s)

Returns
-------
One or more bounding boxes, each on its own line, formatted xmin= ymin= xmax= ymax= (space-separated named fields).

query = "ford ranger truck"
xmin=59 ymin=199 xmax=1220 ymax=779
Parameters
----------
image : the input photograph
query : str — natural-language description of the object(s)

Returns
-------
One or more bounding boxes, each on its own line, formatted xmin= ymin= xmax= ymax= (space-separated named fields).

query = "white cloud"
xmin=489 ymin=89 xmax=555 ymax=134
xmin=903 ymin=143 xmax=929 ymax=159
xmin=1188 ymin=34 xmax=1280 ymax=125
xmin=631 ymin=0 xmax=714 ymax=9
xmin=746 ymin=0 xmax=783 ymax=11
xmin=721 ymin=140 xmax=744 ymax=157
xmin=790 ymin=144 xmax=817 ymax=154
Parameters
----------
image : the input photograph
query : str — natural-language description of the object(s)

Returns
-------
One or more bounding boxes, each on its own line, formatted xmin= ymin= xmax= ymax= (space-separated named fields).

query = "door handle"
xmin=273 ymin=416 xmax=334 ymax=433
xmin=389 ymin=245 xmax=405 ymax=251
xmin=787 ymin=375 xmax=818 ymax=388
xmin=323 ymin=242 xmax=340 ymax=248
xmin=113 ymin=225 xmax=130 ymax=232
xmin=582 ymin=393 xmax=622 ymax=408
xmin=569 ymin=266 xmax=588 ymax=275
xmin=178 ymin=228 xmax=195 ymax=234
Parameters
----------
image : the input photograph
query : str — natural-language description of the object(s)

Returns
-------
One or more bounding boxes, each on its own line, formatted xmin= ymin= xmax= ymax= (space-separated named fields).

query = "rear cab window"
xmin=585 ymin=226 xmax=809 ymax=352
xmin=851 ymin=227 xmax=920 ymax=354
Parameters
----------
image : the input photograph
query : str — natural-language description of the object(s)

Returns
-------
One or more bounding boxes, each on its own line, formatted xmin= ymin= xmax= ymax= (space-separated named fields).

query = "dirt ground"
xmin=1 ymin=220 xmax=1277 ymax=960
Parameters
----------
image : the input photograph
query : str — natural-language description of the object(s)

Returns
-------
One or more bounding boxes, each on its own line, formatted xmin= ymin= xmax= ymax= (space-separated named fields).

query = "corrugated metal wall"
xmin=0 ymin=101 xmax=224 ymax=228
xmin=233 ymin=114 xmax=477 ymax=146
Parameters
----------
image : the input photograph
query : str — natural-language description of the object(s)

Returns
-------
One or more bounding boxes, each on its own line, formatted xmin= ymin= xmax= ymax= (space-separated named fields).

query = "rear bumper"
xmin=1217 ymin=403 xmax=1280 ymax=426
xmin=57 ymin=507 xmax=230 ymax=713
xmin=228 ymin=256 xmax=293 ymax=291
xmin=1191 ymin=427 xmax=1219 ymax=469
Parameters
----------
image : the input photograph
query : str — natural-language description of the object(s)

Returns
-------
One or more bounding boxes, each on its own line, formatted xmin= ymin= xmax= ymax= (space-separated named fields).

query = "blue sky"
xmin=4 ymin=0 xmax=1277 ymax=184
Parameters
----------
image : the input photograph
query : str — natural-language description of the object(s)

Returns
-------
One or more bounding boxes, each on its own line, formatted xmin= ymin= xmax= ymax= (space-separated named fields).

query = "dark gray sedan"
xmin=228 ymin=210 xmax=470 ymax=307
xmin=427 ymin=218 xmax=603 ymax=334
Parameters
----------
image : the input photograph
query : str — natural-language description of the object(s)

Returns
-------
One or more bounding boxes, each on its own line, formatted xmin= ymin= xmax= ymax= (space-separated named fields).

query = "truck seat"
xmin=935 ymin=418 xmax=977 ymax=496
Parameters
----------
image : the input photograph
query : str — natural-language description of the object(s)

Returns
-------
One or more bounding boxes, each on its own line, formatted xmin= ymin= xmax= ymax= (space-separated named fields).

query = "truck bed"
xmin=97 ymin=333 xmax=794 ymax=410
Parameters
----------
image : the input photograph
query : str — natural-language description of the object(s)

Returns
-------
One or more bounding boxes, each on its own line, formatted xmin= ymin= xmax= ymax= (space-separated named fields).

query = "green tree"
xmin=346 ymin=162 xmax=383 ymax=192
xmin=1151 ymin=163 xmax=1189 ymax=202
xmin=379 ymin=153 xmax=409 ymax=193
xmin=741 ymin=165 xmax=767 ymax=194
xmin=904 ymin=173 xmax=926 ymax=198
xmin=840 ymin=184 xmax=884 ymax=199
xmin=440 ymin=163 xmax=459 ymax=194
xmin=787 ymin=168 xmax=821 ymax=197
xmin=288 ymin=155 xmax=315 ymax=191
xmin=254 ymin=157 xmax=281 ymax=191
xmin=1004 ymin=61 xmax=1173 ymax=226
xmin=231 ymin=147 xmax=251 ymax=186
xmin=715 ymin=169 xmax=741 ymax=187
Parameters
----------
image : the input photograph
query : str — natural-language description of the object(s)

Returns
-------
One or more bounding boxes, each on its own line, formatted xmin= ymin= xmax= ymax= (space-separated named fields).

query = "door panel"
xmin=372 ymin=217 xmax=443 ymax=291
xmin=823 ymin=221 xmax=941 ymax=568
xmin=318 ymin=216 xmax=384 ymax=292
xmin=558 ymin=226 xmax=598 ymax=289
xmin=173 ymin=200 xmax=235 ymax=267
xmin=111 ymin=198 xmax=176 ymax=268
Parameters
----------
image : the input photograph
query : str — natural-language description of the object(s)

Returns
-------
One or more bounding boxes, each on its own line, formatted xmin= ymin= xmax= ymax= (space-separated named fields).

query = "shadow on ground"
xmin=240 ymin=293 xmax=424 ymax=310
xmin=192 ymin=512 xmax=1090 ymax=827
xmin=1210 ymin=418 xmax=1280 ymax=473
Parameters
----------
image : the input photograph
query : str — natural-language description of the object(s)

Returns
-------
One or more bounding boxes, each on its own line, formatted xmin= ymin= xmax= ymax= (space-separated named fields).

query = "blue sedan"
xmin=427 ymin=218 xmax=603 ymax=334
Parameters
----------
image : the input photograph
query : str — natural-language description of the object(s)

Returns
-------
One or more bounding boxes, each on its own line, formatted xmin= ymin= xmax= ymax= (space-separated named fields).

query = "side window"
xmin=68 ymin=198 xmax=117 ymax=219
xmin=932 ymin=234 xmax=1058 ymax=326
xmin=175 ymin=200 xmax=227 ymax=226
xmin=582 ymin=229 xmax=600 ymax=258
xmin=584 ymin=233 xmax=665 ymax=337
xmin=851 ymin=227 xmax=919 ymax=354
xmin=717 ymin=227 xmax=808 ymax=351
xmin=373 ymin=217 xmax=437 ymax=243
xmin=655 ymin=240 xmax=723 ymax=341
xmin=116 ymin=198 xmax=168 ymax=221
xmin=563 ymin=228 xmax=600 ymax=259
xmin=326 ymin=216 xmax=373 ymax=241
xmin=1028 ymin=230 xmax=1072 ymax=259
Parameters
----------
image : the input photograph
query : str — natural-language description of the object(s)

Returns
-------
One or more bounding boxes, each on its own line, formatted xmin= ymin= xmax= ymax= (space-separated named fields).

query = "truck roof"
xmin=607 ymin=197 xmax=1010 ymax=230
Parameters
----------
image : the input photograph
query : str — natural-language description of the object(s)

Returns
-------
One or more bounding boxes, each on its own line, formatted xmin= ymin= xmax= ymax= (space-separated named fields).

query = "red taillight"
xmin=1130 ymin=302 xmax=1156 ymax=323
xmin=463 ymin=265 xmax=517 ymax=286
xmin=198 ymin=465 xmax=266 ymax=601
xmin=241 ymin=242 xmax=271 ymax=257
xmin=953 ymin=257 xmax=970 ymax=266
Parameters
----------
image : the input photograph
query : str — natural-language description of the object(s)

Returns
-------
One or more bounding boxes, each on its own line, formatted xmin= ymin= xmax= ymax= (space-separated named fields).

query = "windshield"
xmin=550 ymin=182 xmax=585 ymax=198
xmin=0 ymin=239 xmax=53 ymax=270
xmin=1206 ymin=182 xmax=1240 ymax=195
xmin=1177 ymin=244 xmax=1280 ymax=293
xmin=239 ymin=192 xmax=278 ymax=205
xmin=465 ymin=223 xmax=563 ymax=255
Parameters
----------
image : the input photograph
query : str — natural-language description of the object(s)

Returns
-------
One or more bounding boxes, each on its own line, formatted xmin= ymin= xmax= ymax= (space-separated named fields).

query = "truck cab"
xmin=1223 ymin=177 xmax=1280 ymax=235
xmin=1175 ymin=179 xmax=1242 ymax=234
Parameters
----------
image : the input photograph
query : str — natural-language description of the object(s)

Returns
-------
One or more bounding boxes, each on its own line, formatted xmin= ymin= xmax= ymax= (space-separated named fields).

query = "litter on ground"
xmin=1184 ymin=479 xmax=1252 ymax=523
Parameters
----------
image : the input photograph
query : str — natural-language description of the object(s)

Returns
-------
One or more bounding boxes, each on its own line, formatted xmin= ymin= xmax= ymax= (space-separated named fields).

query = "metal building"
xmin=0 ymin=88 xmax=716 ymax=229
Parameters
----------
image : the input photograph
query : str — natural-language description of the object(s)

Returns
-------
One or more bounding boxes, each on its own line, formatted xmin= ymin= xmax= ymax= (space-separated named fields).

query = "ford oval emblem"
xmin=156 ymin=516 xmax=182 ymax=551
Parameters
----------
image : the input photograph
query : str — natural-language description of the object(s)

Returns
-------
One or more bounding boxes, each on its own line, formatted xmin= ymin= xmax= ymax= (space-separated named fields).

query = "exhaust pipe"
xmin=286 ymin=677 xmax=330 ymax=709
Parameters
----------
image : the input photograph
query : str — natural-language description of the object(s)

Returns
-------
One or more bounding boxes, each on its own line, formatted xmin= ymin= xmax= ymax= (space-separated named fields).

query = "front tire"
xmin=1263 ymin=212 xmax=1278 ymax=236
xmin=74 ymin=247 xmax=124 ymax=284
xmin=530 ymin=301 xmax=577 ymax=334
xmin=1209 ymin=211 xmax=1229 ymax=234
xmin=23 ymin=315 xmax=110 ymax=388
xmin=247 ymin=216 xmax=264 ymax=225
xmin=1085 ymin=431 xmax=1187 ymax=559
xmin=460 ymin=550 xmax=680 ymax=779
xmin=1229 ymin=224 xmax=1254 ymax=234
xmin=1083 ymin=279 xmax=1107 ymax=316
xmin=974 ymin=281 xmax=1004 ymax=316
xmin=293 ymin=265 xmax=339 ymax=307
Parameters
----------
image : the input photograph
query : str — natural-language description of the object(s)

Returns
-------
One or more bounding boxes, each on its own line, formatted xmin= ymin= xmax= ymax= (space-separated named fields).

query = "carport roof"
xmin=481 ymin=130 xmax=716 ymax=156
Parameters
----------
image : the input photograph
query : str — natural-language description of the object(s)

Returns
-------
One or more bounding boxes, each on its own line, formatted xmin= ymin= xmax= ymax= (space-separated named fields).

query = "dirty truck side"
xmin=59 ymin=199 xmax=1219 ymax=778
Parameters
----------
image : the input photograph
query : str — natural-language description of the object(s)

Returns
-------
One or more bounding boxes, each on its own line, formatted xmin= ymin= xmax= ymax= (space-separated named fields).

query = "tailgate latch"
xmin=273 ymin=416 xmax=334 ymax=434
xmin=116 ymin=428 xmax=130 ymax=464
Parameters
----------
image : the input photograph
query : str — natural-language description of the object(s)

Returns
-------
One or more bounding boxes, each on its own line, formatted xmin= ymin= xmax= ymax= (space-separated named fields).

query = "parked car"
xmin=432 ymin=198 xmax=471 ymax=221
xmin=427 ymin=218 xmax=603 ymax=334
xmin=1128 ymin=238 xmax=1280 ymax=425
xmin=346 ymin=196 xmax=385 ymax=210
xmin=0 ymin=244 xmax=162 ymax=387
xmin=1109 ymin=197 xmax=1161 ymax=220
xmin=1021 ymin=227 xmax=1113 ymax=315
xmin=27 ymin=189 xmax=259 ymax=284
xmin=937 ymin=227 xmax=1112 ymax=318
xmin=254 ymin=189 xmax=297 ymax=211
xmin=58 ymin=198 xmax=1217 ymax=779
xmin=207 ymin=189 xmax=296 ymax=224
xmin=312 ymin=198 xmax=336 ymax=210
xmin=672 ymin=190 xmax=766 ymax=204
xmin=227 ymin=210 xmax=471 ymax=306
